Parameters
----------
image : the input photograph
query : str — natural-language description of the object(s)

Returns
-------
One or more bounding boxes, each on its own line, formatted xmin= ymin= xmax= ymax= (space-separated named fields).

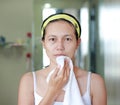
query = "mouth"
xmin=54 ymin=54 xmax=66 ymax=57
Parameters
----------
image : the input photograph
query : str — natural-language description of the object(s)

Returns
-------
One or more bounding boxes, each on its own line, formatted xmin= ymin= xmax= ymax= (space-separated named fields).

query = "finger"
xmin=64 ymin=59 xmax=70 ymax=79
xmin=52 ymin=65 xmax=60 ymax=78
xmin=61 ymin=59 xmax=68 ymax=78
xmin=59 ymin=59 xmax=67 ymax=76
xmin=58 ymin=59 xmax=69 ymax=76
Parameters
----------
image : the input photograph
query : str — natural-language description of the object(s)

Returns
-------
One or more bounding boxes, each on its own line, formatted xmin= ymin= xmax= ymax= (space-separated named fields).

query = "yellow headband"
xmin=41 ymin=13 xmax=81 ymax=38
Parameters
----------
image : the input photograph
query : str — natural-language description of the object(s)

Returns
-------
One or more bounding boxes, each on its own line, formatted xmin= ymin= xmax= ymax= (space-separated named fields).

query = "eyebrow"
xmin=47 ymin=35 xmax=56 ymax=37
xmin=47 ymin=34 xmax=74 ymax=38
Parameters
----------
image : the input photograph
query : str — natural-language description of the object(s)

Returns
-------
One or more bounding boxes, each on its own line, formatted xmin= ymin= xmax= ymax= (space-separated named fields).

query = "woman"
xmin=18 ymin=13 xmax=107 ymax=105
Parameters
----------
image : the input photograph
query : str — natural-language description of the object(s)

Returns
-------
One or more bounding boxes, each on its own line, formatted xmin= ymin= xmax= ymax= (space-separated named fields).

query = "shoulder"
xmin=91 ymin=73 xmax=106 ymax=87
xmin=90 ymin=73 xmax=107 ymax=100
xmin=20 ymin=72 xmax=33 ymax=82
xmin=19 ymin=72 xmax=34 ymax=90
xmin=18 ymin=70 xmax=43 ymax=94
xmin=18 ymin=72 xmax=34 ymax=103
xmin=20 ymin=69 xmax=44 ymax=84
xmin=20 ymin=68 xmax=48 ymax=82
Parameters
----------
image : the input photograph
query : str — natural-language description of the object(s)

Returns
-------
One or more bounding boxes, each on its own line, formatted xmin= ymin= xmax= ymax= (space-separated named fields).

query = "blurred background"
xmin=0 ymin=0 xmax=120 ymax=105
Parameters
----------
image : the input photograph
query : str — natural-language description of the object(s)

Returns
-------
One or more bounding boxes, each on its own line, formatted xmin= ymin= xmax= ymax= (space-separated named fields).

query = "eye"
xmin=48 ymin=37 xmax=56 ymax=43
xmin=65 ymin=37 xmax=72 ymax=42
xmin=50 ymin=38 xmax=55 ymax=41
xmin=66 ymin=38 xmax=71 ymax=41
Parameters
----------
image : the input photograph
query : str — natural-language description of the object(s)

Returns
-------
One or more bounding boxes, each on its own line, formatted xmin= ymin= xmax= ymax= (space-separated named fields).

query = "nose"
xmin=56 ymin=39 xmax=64 ymax=51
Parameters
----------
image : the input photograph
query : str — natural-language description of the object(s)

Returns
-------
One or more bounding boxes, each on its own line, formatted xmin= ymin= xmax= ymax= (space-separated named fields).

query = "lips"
xmin=54 ymin=54 xmax=65 ymax=57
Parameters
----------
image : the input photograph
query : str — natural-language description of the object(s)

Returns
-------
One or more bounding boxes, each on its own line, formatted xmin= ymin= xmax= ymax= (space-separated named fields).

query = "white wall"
xmin=0 ymin=0 xmax=33 ymax=105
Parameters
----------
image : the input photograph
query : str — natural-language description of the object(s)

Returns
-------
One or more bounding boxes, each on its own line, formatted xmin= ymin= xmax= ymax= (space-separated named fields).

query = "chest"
xmin=37 ymin=76 xmax=88 ymax=99
xmin=33 ymin=71 xmax=91 ymax=105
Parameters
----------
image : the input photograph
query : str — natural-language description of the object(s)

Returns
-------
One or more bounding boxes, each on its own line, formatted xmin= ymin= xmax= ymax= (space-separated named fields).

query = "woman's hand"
xmin=48 ymin=59 xmax=70 ymax=98
xmin=38 ymin=59 xmax=70 ymax=105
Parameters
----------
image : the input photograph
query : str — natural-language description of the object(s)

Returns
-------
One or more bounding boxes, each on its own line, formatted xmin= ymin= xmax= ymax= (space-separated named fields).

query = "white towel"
xmin=46 ymin=56 xmax=84 ymax=105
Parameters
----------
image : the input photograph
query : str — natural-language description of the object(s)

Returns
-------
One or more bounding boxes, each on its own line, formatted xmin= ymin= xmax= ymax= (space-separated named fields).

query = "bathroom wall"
xmin=98 ymin=1 xmax=120 ymax=105
xmin=0 ymin=0 xmax=33 ymax=105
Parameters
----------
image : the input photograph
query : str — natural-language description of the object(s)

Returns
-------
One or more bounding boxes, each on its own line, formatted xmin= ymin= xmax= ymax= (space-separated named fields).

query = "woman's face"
xmin=42 ymin=20 xmax=80 ymax=64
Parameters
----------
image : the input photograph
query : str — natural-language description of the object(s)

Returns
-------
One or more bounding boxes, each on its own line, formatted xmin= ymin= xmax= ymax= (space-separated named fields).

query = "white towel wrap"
xmin=46 ymin=56 xmax=84 ymax=105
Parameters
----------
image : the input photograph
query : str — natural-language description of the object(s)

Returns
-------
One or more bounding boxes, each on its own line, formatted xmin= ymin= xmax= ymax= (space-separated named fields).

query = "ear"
xmin=41 ymin=40 xmax=45 ymax=48
xmin=76 ymin=38 xmax=81 ymax=49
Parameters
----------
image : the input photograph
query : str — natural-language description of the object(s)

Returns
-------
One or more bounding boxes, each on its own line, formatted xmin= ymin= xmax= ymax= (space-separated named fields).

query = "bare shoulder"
xmin=90 ymin=73 xmax=107 ymax=104
xmin=20 ymin=72 xmax=33 ymax=82
xmin=18 ymin=72 xmax=34 ymax=105
xmin=18 ymin=70 xmax=46 ymax=105
xmin=19 ymin=72 xmax=34 ymax=90
xmin=20 ymin=69 xmax=44 ymax=83
xmin=91 ymin=73 xmax=105 ymax=86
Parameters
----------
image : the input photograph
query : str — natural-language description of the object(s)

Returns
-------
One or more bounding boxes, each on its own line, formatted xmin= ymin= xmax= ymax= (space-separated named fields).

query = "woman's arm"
xmin=91 ymin=73 xmax=107 ymax=105
xmin=18 ymin=72 xmax=34 ymax=105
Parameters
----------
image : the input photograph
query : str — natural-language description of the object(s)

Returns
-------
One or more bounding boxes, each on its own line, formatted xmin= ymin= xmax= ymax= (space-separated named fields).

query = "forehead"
xmin=47 ymin=19 xmax=74 ymax=27
xmin=46 ymin=20 xmax=75 ymax=35
xmin=46 ymin=20 xmax=75 ymax=31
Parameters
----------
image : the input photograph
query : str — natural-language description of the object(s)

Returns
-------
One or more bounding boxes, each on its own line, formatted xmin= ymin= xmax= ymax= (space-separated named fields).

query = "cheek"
xmin=44 ymin=44 xmax=55 ymax=55
xmin=65 ymin=45 xmax=77 ymax=55
xmin=44 ymin=45 xmax=52 ymax=52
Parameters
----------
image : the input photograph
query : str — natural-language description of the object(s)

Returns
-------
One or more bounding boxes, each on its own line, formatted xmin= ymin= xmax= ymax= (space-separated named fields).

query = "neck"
xmin=45 ymin=61 xmax=57 ymax=72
